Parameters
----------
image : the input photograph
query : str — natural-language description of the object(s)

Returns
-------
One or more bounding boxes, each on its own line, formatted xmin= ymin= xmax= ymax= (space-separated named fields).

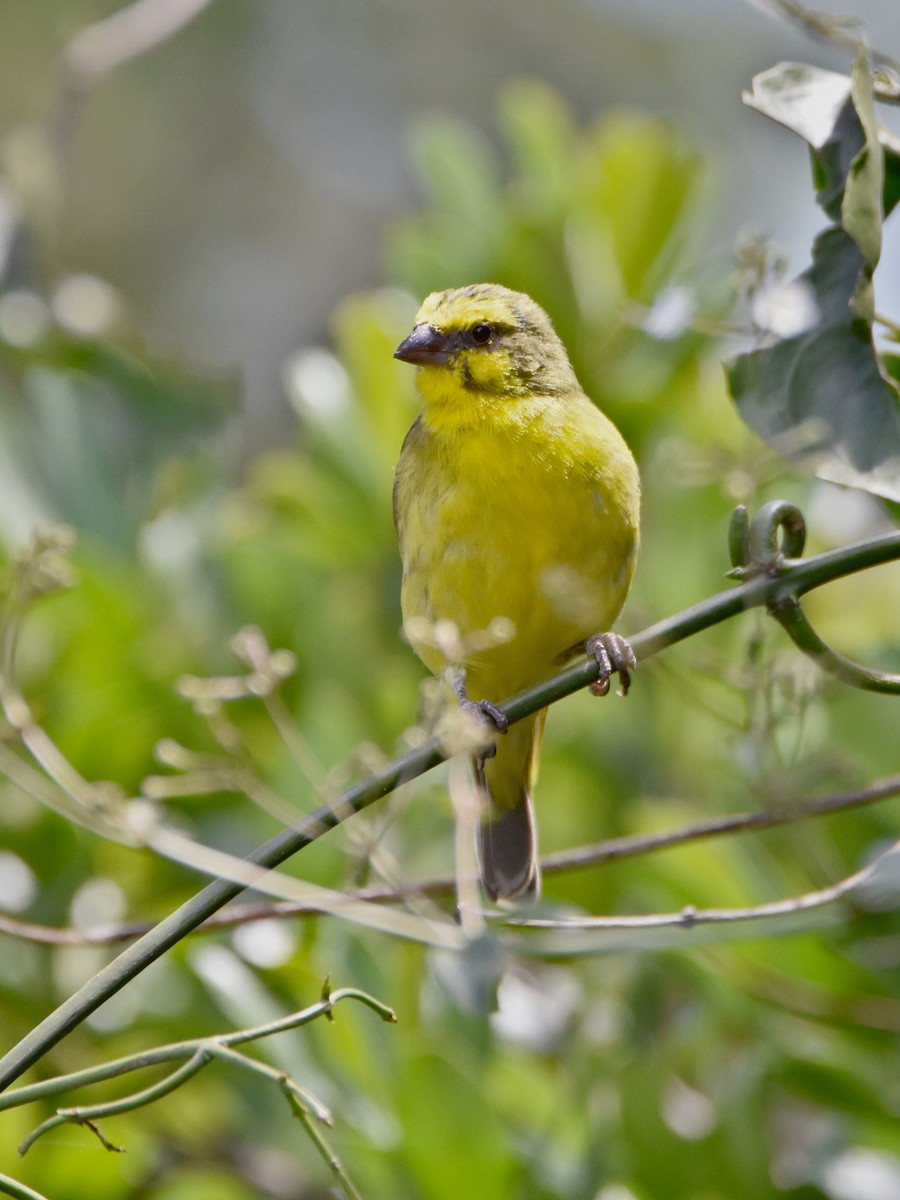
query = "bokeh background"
xmin=2 ymin=2 xmax=900 ymax=1198
xmin=2 ymin=0 xmax=899 ymax=457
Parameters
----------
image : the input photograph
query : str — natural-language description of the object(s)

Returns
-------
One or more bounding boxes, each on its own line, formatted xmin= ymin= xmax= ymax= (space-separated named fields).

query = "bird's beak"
xmin=394 ymin=324 xmax=455 ymax=366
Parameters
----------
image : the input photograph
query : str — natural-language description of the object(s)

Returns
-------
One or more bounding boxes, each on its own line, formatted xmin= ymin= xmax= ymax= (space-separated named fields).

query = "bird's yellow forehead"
xmin=416 ymin=284 xmax=525 ymax=333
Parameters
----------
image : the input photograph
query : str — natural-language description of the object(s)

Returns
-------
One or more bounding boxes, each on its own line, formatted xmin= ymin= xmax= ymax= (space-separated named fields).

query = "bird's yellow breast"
xmin=395 ymin=391 xmax=639 ymax=701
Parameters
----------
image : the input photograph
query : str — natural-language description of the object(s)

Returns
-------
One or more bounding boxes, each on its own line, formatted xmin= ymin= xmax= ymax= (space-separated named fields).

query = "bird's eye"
xmin=470 ymin=322 xmax=493 ymax=345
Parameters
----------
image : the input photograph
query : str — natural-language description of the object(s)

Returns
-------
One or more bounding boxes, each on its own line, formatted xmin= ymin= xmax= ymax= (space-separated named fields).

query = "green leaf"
xmin=729 ymin=50 xmax=900 ymax=501
xmin=883 ymin=131 xmax=900 ymax=219
xmin=398 ymin=1053 xmax=514 ymax=1200
xmin=497 ymin=79 xmax=578 ymax=222
xmin=387 ymin=117 xmax=504 ymax=294
xmin=576 ymin=113 xmax=705 ymax=303
xmin=743 ymin=61 xmax=862 ymax=224
xmin=726 ymin=227 xmax=900 ymax=500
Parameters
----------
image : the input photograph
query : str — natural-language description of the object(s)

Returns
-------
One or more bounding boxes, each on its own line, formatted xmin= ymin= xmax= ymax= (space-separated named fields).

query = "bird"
xmin=393 ymin=283 xmax=640 ymax=902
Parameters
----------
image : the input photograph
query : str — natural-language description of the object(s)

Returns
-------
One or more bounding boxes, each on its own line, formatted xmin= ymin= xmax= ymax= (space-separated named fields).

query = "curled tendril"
xmin=728 ymin=500 xmax=806 ymax=576
xmin=728 ymin=502 xmax=900 ymax=694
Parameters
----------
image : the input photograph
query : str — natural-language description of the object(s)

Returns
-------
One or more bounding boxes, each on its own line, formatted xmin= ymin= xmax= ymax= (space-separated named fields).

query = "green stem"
xmin=0 ymin=1176 xmax=51 ymax=1200
xmin=15 ymin=1037 xmax=363 ymax=1198
xmin=205 ymin=1044 xmax=334 ymax=1129
xmin=0 ymin=988 xmax=391 ymax=1113
xmin=18 ymin=1051 xmax=210 ymax=1156
xmin=771 ymin=597 xmax=900 ymax=692
xmin=1 ymin=525 xmax=898 ymax=1091
xmin=285 ymin=1088 xmax=367 ymax=1200
xmin=0 ymin=1038 xmax=207 ymax=1114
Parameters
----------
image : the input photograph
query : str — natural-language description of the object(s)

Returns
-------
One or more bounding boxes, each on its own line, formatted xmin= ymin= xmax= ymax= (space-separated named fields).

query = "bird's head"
xmin=394 ymin=284 xmax=577 ymax=400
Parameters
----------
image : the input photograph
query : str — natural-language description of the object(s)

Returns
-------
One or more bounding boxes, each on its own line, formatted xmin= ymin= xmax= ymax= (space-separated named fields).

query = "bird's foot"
xmin=452 ymin=676 xmax=508 ymax=760
xmin=586 ymin=632 xmax=636 ymax=697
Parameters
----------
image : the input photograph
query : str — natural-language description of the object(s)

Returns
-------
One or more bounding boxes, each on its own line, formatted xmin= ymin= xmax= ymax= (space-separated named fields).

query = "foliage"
xmin=1 ymin=46 xmax=900 ymax=1200
xmin=728 ymin=50 xmax=900 ymax=502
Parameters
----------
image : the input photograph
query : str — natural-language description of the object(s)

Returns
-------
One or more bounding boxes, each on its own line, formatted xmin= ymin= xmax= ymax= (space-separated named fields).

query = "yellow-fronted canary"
xmin=394 ymin=284 xmax=640 ymax=901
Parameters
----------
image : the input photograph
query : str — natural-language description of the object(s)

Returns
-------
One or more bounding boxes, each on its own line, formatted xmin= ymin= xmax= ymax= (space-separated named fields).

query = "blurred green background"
xmin=2 ymin=3 xmax=900 ymax=1199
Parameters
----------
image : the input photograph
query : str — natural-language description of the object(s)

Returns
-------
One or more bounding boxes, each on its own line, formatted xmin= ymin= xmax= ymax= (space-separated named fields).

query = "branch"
xmin=51 ymin=0 xmax=219 ymax=179
xmin=728 ymin=501 xmax=900 ymax=692
xmin=0 ymin=985 xmax=393 ymax=1117
xmin=61 ymin=0 xmax=217 ymax=84
xmin=733 ymin=960 xmax=900 ymax=1032
xmin=5 ymin=986 xmax=391 ymax=1200
xmin=503 ymin=835 xmax=900 ymax=950
xmin=0 ymin=1176 xmax=51 ymax=1200
xmin=0 ymin=510 xmax=898 ymax=1090
xmin=539 ymin=771 xmax=900 ymax=874
xmin=4 ymin=771 xmax=900 ymax=947
xmin=8 ymin=989 xmax=394 ymax=1121
xmin=16 ymin=1053 xmax=208 ymax=1156
xmin=771 ymin=597 xmax=900 ymax=692
xmin=748 ymin=0 xmax=900 ymax=76
xmin=280 ymin=1076 xmax=366 ymax=1200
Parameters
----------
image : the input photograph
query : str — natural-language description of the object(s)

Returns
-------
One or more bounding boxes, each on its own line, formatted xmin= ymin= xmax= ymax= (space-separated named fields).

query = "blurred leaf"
xmin=387 ymin=81 xmax=710 ymax=444
xmin=388 ymin=117 xmax=504 ymax=292
xmin=497 ymin=80 xmax=578 ymax=222
xmin=330 ymin=289 xmax=418 ymax=479
xmin=0 ymin=333 xmax=235 ymax=547
xmin=398 ymin=1053 xmax=514 ymax=1200
xmin=576 ymin=112 xmax=705 ymax=303
xmin=142 ymin=1170 xmax=255 ymax=1200
xmin=779 ymin=1058 xmax=890 ymax=1120
xmin=6 ymin=61 xmax=900 ymax=1200
xmin=729 ymin=51 xmax=900 ymax=501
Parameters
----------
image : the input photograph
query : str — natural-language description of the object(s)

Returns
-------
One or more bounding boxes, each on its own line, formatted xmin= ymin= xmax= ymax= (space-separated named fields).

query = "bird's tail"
xmin=475 ymin=709 xmax=546 ymax=903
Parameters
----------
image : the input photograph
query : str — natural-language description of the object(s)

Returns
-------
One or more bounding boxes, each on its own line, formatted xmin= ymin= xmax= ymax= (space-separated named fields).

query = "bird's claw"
xmin=459 ymin=698 xmax=509 ymax=758
xmin=586 ymin=632 xmax=636 ymax=697
xmin=470 ymin=697 xmax=509 ymax=733
xmin=452 ymin=678 xmax=508 ymax=759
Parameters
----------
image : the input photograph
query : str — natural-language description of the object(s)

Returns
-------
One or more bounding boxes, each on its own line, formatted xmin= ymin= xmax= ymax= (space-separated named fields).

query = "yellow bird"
xmin=393 ymin=284 xmax=640 ymax=902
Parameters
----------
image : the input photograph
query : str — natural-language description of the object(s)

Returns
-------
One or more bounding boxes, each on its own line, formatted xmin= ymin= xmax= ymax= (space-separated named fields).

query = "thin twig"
xmin=771 ymin=597 xmax=900 ymax=692
xmin=282 ymin=1081 xmax=366 ymax=1200
xmin=195 ymin=1042 xmax=364 ymax=1199
xmin=3 ymin=771 xmax=899 ymax=947
xmin=263 ymin=691 xmax=331 ymax=795
xmin=54 ymin=0 xmax=219 ymax=175
xmin=727 ymin=957 xmax=900 ymax=1032
xmin=747 ymin=0 xmax=900 ymax=74
xmin=506 ymin=844 xmax=891 ymax=931
xmin=0 ymin=987 xmax=394 ymax=1115
xmin=1 ymin=522 xmax=899 ymax=1090
xmin=0 ymin=1175 xmax=51 ymax=1200
xmin=502 ymin=837 xmax=900 ymax=962
xmin=9 ymin=987 xmax=386 ymax=1200
xmin=142 ymin=822 xmax=466 ymax=947
xmin=539 ymin=772 xmax=900 ymax=875
xmin=18 ymin=1051 xmax=209 ymax=1156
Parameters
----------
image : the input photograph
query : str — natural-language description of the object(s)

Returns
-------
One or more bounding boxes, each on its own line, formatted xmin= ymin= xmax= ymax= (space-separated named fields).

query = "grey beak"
xmin=394 ymin=324 xmax=456 ymax=366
